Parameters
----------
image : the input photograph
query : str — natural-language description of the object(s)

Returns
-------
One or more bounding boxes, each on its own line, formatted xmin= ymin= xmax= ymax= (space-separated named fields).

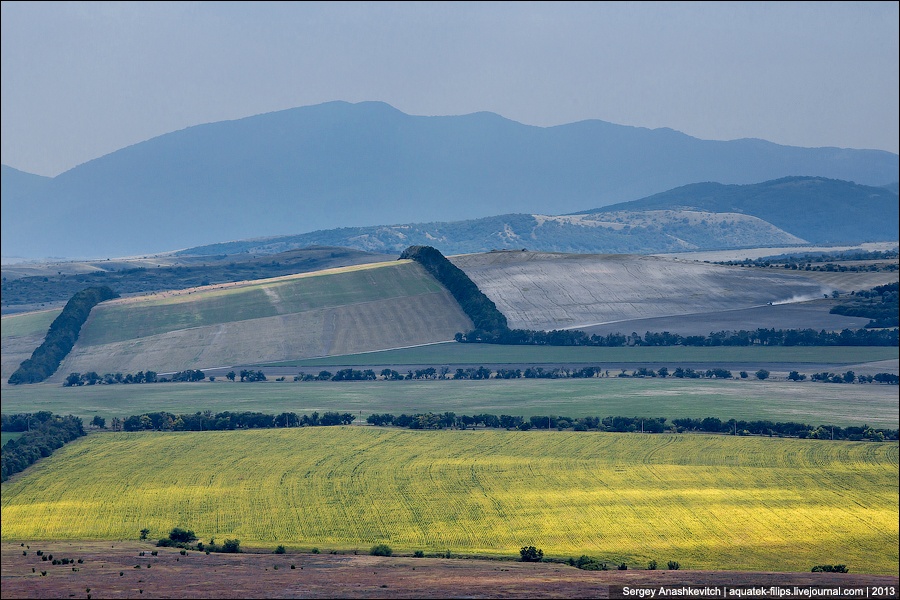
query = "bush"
xmin=413 ymin=550 xmax=425 ymax=558
xmin=519 ymin=546 xmax=544 ymax=562
xmin=648 ymin=559 xmax=657 ymax=570
xmin=667 ymin=561 xmax=680 ymax=570
xmin=370 ymin=544 xmax=393 ymax=557
xmin=222 ymin=539 xmax=241 ymax=553
xmin=274 ymin=545 xmax=286 ymax=554
xmin=569 ymin=555 xmax=608 ymax=570
xmin=812 ymin=564 xmax=849 ymax=573
xmin=168 ymin=527 xmax=197 ymax=544
xmin=618 ymin=563 xmax=628 ymax=570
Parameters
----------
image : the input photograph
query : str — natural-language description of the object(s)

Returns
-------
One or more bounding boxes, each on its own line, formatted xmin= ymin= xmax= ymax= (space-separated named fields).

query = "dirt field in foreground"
xmin=2 ymin=542 xmax=897 ymax=599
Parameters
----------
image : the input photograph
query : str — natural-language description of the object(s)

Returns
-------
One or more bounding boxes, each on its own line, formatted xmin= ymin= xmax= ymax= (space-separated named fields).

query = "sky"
xmin=2 ymin=1 xmax=898 ymax=178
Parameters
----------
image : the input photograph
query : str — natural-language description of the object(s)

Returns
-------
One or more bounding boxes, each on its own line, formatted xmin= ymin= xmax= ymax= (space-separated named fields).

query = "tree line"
xmin=1 ymin=413 xmax=86 ymax=481
xmin=117 ymin=410 xmax=356 ymax=431
xmin=364 ymin=412 xmax=897 ymax=441
xmin=63 ymin=368 xmax=272 ymax=386
xmin=400 ymin=245 xmax=508 ymax=333
xmin=8 ymin=286 xmax=119 ymax=384
xmin=455 ymin=326 xmax=898 ymax=347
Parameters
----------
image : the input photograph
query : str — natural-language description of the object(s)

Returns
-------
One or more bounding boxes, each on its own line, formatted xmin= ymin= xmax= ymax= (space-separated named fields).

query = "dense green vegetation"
xmin=100 ymin=407 xmax=898 ymax=441
xmin=0 ymin=412 xmax=85 ymax=481
xmin=400 ymin=245 xmax=507 ymax=333
xmin=457 ymin=326 xmax=898 ymax=347
xmin=830 ymin=282 xmax=899 ymax=328
xmin=8 ymin=286 xmax=119 ymax=384
xmin=120 ymin=410 xmax=355 ymax=431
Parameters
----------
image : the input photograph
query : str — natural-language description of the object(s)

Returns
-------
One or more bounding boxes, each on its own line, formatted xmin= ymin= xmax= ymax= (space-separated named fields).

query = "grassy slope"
xmin=1 ymin=377 xmax=897 ymax=428
xmin=0 ymin=309 xmax=62 ymax=381
xmin=44 ymin=261 xmax=472 ymax=377
xmin=2 ymin=428 xmax=896 ymax=574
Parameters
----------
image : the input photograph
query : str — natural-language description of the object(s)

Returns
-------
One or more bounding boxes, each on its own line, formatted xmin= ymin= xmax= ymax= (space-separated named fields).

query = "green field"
xmin=276 ymin=343 xmax=899 ymax=367
xmin=1 ymin=377 xmax=897 ymax=428
xmin=77 ymin=260 xmax=436 ymax=346
xmin=2 ymin=428 xmax=896 ymax=574
xmin=0 ymin=309 xmax=60 ymax=339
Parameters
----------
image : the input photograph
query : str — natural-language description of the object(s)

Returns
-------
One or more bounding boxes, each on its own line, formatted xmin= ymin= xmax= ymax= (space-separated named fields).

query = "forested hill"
xmin=584 ymin=176 xmax=899 ymax=244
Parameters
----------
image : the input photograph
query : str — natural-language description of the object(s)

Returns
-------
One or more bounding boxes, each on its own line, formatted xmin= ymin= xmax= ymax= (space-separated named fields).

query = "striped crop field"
xmin=2 ymin=428 xmax=897 ymax=574
xmin=44 ymin=260 xmax=471 ymax=377
xmin=76 ymin=260 xmax=440 ymax=346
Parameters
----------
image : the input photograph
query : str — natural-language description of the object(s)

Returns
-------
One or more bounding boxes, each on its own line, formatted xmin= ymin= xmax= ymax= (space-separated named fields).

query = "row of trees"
xmin=120 ymin=410 xmax=356 ymax=431
xmin=8 ymin=286 xmax=119 ymax=384
xmin=364 ymin=412 xmax=897 ymax=440
xmin=400 ymin=245 xmax=508 ymax=333
xmin=1 ymin=414 xmax=86 ymax=481
xmin=294 ymin=365 xmax=897 ymax=384
xmin=63 ymin=368 xmax=274 ymax=386
xmin=456 ymin=326 xmax=898 ymax=347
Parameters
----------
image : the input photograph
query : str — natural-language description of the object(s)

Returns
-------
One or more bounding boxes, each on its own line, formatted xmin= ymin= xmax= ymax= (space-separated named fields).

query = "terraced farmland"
xmin=42 ymin=261 xmax=471 ymax=379
xmin=2 ymin=428 xmax=896 ymax=574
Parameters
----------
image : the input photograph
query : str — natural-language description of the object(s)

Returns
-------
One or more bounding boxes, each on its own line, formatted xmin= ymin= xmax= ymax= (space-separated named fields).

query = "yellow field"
xmin=2 ymin=428 xmax=897 ymax=574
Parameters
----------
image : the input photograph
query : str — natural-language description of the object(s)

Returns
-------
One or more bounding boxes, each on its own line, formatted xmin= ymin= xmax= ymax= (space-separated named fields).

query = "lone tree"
xmin=168 ymin=528 xmax=197 ymax=544
xmin=519 ymin=546 xmax=544 ymax=562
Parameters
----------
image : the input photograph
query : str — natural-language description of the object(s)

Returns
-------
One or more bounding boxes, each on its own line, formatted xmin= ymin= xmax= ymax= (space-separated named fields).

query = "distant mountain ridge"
xmin=178 ymin=177 xmax=898 ymax=257
xmin=2 ymin=101 xmax=898 ymax=259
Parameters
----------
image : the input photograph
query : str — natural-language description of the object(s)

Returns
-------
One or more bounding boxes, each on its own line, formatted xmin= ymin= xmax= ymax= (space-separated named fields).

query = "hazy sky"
xmin=2 ymin=1 xmax=898 ymax=177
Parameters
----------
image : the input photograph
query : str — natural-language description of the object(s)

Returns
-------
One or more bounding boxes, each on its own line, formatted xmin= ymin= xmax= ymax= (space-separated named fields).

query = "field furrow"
xmin=2 ymin=428 xmax=896 ymax=574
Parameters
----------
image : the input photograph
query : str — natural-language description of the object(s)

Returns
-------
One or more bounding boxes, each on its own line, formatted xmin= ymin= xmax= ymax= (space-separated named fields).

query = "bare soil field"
xmin=576 ymin=298 xmax=872 ymax=337
xmin=2 ymin=542 xmax=896 ymax=599
xmin=451 ymin=251 xmax=898 ymax=333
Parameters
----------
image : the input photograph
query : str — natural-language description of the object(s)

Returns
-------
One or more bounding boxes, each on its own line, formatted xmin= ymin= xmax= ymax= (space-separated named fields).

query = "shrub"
xmin=812 ymin=564 xmax=849 ymax=573
xmin=222 ymin=539 xmax=241 ymax=553
xmin=167 ymin=527 xmax=197 ymax=544
xmin=569 ymin=555 xmax=608 ymax=571
xmin=274 ymin=545 xmax=286 ymax=554
xmin=667 ymin=561 xmax=680 ymax=570
xmin=370 ymin=544 xmax=393 ymax=557
xmin=648 ymin=559 xmax=657 ymax=570
xmin=311 ymin=547 xmax=320 ymax=554
xmin=519 ymin=546 xmax=544 ymax=562
xmin=618 ymin=563 xmax=627 ymax=570
xmin=413 ymin=550 xmax=425 ymax=558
